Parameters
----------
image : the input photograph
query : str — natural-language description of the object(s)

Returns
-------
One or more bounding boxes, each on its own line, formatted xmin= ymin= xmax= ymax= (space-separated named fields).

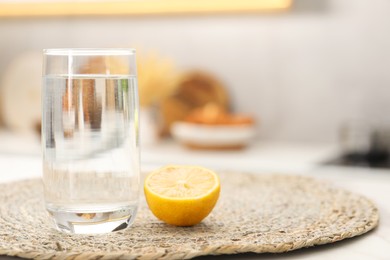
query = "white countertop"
xmin=0 ymin=133 xmax=389 ymax=259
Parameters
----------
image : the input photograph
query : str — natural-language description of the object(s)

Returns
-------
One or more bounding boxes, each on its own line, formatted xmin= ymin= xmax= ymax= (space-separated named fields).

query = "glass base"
xmin=46 ymin=205 xmax=137 ymax=234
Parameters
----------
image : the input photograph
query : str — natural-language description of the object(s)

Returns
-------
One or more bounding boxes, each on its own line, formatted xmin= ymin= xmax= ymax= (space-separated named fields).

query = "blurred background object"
xmin=159 ymin=70 xmax=230 ymax=137
xmin=136 ymin=50 xmax=179 ymax=145
xmin=137 ymin=51 xmax=179 ymax=108
xmin=0 ymin=0 xmax=390 ymax=168
xmin=0 ymin=0 xmax=292 ymax=17
xmin=325 ymin=119 xmax=390 ymax=169
xmin=0 ymin=52 xmax=42 ymax=134
xmin=171 ymin=103 xmax=256 ymax=150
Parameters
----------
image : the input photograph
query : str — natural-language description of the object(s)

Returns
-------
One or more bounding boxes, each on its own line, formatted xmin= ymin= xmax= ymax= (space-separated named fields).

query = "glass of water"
xmin=42 ymin=49 xmax=139 ymax=234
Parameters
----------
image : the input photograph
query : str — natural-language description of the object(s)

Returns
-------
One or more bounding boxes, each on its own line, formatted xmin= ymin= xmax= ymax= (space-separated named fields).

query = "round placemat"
xmin=0 ymin=173 xmax=379 ymax=259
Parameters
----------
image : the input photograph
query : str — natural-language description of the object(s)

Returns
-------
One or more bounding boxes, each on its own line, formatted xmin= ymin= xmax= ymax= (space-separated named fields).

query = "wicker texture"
xmin=0 ymin=173 xmax=379 ymax=259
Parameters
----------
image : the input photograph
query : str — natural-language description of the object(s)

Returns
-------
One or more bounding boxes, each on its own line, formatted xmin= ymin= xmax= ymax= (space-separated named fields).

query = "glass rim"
xmin=43 ymin=48 xmax=136 ymax=56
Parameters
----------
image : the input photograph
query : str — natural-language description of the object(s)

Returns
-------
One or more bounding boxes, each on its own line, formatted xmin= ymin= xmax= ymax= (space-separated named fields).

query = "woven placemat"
xmin=0 ymin=173 xmax=379 ymax=259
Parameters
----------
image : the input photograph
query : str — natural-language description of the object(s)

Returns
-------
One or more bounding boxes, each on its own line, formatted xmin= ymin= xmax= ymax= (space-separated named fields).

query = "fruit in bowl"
xmin=171 ymin=103 xmax=256 ymax=150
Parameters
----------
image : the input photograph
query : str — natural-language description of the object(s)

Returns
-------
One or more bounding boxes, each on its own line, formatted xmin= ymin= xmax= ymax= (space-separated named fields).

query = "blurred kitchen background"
xmin=1 ymin=0 xmax=390 ymax=173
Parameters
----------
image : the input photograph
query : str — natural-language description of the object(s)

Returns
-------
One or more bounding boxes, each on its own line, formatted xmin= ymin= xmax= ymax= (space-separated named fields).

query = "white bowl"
xmin=171 ymin=122 xmax=256 ymax=149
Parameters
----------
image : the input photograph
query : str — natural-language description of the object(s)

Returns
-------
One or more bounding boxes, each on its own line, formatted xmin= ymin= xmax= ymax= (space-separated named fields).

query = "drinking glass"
xmin=42 ymin=49 xmax=140 ymax=234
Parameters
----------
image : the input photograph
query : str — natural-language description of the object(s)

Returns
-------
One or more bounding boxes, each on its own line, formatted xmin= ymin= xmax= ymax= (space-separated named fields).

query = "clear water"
xmin=42 ymin=75 xmax=139 ymax=234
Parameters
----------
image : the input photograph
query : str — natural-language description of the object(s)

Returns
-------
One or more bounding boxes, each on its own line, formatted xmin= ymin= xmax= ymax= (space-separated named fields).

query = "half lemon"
xmin=144 ymin=165 xmax=220 ymax=226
